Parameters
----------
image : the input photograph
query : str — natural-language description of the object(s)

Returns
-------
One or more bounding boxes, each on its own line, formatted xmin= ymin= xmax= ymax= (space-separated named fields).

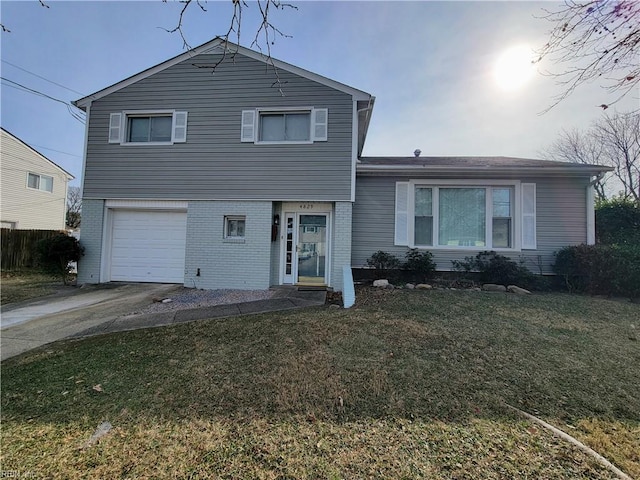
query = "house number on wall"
xmin=299 ymin=203 xmax=314 ymax=210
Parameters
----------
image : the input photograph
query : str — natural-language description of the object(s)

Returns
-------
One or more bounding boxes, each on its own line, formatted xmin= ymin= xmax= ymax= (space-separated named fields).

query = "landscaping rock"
xmin=482 ymin=284 xmax=507 ymax=292
xmin=386 ymin=284 xmax=395 ymax=290
xmin=507 ymin=285 xmax=531 ymax=295
xmin=416 ymin=284 xmax=432 ymax=290
xmin=405 ymin=283 xmax=415 ymax=289
xmin=373 ymin=279 xmax=389 ymax=288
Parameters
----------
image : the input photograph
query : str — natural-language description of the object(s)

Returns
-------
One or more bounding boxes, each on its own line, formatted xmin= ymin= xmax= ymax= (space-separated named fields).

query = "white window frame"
xmin=405 ymin=180 xmax=522 ymax=251
xmin=224 ymin=215 xmax=246 ymax=241
xmin=241 ymin=107 xmax=328 ymax=144
xmin=110 ymin=110 xmax=188 ymax=145
xmin=26 ymin=172 xmax=54 ymax=193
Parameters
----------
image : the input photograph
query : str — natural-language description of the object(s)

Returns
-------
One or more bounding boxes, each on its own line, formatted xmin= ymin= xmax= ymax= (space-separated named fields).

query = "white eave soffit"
xmin=74 ymin=37 xmax=372 ymax=109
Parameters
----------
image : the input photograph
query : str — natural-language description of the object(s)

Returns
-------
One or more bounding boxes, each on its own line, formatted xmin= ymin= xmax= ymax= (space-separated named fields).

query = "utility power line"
xmin=1 ymin=77 xmax=86 ymax=124
xmin=1 ymin=59 xmax=86 ymax=96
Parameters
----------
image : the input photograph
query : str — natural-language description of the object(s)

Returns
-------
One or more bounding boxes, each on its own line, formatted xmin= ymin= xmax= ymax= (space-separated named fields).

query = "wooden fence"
xmin=1 ymin=229 xmax=65 ymax=270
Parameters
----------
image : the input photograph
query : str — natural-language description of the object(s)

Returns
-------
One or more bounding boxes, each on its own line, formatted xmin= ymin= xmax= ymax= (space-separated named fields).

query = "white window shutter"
xmin=172 ymin=111 xmax=188 ymax=143
xmin=395 ymin=182 xmax=410 ymax=246
xmin=241 ymin=110 xmax=256 ymax=142
xmin=108 ymin=113 xmax=122 ymax=143
xmin=521 ymin=183 xmax=537 ymax=249
xmin=312 ymin=108 xmax=328 ymax=141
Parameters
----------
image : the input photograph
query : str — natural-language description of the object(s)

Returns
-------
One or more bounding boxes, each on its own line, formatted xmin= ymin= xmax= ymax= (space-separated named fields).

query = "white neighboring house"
xmin=1 ymin=128 xmax=74 ymax=230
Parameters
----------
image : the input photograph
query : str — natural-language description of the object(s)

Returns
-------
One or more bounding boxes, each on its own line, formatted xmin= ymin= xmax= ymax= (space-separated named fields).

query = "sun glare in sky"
xmin=494 ymin=45 xmax=536 ymax=91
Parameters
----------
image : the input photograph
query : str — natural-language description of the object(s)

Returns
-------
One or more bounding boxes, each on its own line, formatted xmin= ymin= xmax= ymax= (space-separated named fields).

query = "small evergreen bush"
xmin=404 ymin=248 xmax=436 ymax=283
xmin=366 ymin=250 xmax=400 ymax=279
xmin=37 ymin=233 xmax=84 ymax=285
xmin=452 ymin=251 xmax=534 ymax=288
xmin=554 ymin=244 xmax=640 ymax=299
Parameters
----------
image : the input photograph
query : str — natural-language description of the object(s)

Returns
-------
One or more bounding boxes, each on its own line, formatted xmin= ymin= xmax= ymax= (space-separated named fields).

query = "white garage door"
xmin=110 ymin=210 xmax=187 ymax=283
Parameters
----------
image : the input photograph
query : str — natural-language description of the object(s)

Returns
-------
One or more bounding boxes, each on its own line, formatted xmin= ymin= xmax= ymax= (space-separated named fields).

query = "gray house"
xmin=74 ymin=37 xmax=608 ymax=291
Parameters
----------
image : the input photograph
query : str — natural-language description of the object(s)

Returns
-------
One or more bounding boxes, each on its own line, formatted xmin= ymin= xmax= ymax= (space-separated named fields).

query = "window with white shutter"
xmin=397 ymin=181 xmax=529 ymax=251
xmin=109 ymin=110 xmax=187 ymax=145
xmin=242 ymin=107 xmax=328 ymax=144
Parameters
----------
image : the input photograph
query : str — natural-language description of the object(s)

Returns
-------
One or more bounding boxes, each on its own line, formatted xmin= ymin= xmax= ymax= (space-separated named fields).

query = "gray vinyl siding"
xmin=83 ymin=54 xmax=353 ymax=201
xmin=352 ymin=175 xmax=590 ymax=275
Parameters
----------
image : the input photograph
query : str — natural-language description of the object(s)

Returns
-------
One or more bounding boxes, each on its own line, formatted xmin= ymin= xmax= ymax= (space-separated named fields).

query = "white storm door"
xmin=296 ymin=214 xmax=328 ymax=285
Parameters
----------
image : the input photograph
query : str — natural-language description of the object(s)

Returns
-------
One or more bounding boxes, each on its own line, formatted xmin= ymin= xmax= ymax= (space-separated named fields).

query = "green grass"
xmin=1 ymin=271 xmax=63 ymax=305
xmin=2 ymin=288 xmax=639 ymax=478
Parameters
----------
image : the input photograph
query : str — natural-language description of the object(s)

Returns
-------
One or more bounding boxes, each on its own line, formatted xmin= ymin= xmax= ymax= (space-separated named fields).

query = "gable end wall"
xmin=83 ymin=54 xmax=354 ymax=202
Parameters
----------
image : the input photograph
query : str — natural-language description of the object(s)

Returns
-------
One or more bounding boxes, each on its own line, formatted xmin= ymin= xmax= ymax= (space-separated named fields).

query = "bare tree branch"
xmin=541 ymin=128 xmax=608 ymax=200
xmin=66 ymin=186 xmax=82 ymax=229
xmin=2 ymin=0 xmax=49 ymax=32
xmin=543 ymin=111 xmax=640 ymax=201
xmin=536 ymin=1 xmax=640 ymax=113
xmin=162 ymin=0 xmax=297 ymax=94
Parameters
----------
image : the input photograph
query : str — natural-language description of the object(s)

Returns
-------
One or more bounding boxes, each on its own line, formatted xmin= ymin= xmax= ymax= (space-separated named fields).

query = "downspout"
xmin=356 ymin=97 xmax=375 ymax=160
xmin=586 ymin=173 xmax=605 ymax=245
xmin=351 ymin=97 xmax=375 ymax=201
xmin=589 ymin=171 xmax=606 ymax=188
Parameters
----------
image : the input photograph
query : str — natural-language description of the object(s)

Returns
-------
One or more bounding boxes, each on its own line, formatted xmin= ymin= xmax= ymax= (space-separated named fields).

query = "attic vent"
xmin=414 ymin=149 xmax=421 ymax=157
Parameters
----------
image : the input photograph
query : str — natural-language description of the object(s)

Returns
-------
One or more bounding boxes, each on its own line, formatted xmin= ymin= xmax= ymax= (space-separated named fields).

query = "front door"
xmin=282 ymin=212 xmax=329 ymax=285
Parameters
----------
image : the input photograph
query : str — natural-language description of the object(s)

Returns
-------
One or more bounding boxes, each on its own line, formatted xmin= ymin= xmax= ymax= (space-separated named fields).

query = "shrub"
xmin=37 ymin=233 xmax=84 ymax=285
xmin=452 ymin=251 xmax=534 ymax=288
xmin=596 ymin=198 xmax=640 ymax=246
xmin=366 ymin=250 xmax=401 ymax=279
xmin=404 ymin=248 xmax=436 ymax=282
xmin=554 ymin=244 xmax=640 ymax=299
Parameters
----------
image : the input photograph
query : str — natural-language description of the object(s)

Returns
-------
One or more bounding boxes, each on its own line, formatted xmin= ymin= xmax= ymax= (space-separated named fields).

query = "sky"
xmin=1 ymin=0 xmax=638 ymax=187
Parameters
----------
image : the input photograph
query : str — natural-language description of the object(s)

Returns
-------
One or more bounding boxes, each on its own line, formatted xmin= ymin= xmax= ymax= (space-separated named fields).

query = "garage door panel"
xmin=110 ymin=210 xmax=187 ymax=283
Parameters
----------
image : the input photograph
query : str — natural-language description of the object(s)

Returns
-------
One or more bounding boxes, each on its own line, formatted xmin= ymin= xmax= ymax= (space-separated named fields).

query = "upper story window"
xmin=108 ymin=111 xmax=188 ymax=145
xmin=128 ymin=115 xmax=172 ymax=143
xmin=259 ymin=112 xmax=310 ymax=142
xmin=241 ymin=108 xmax=328 ymax=144
xmin=27 ymin=173 xmax=53 ymax=193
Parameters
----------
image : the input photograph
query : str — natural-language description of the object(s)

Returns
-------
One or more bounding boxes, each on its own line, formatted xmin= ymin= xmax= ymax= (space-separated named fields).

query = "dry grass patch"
xmin=1 ymin=418 xmax=616 ymax=479
xmin=2 ymin=288 xmax=639 ymax=478
xmin=1 ymin=271 xmax=63 ymax=305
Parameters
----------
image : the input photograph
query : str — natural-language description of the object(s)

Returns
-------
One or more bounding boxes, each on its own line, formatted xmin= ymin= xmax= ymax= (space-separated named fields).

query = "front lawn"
xmin=2 ymin=288 xmax=638 ymax=478
xmin=1 ymin=271 xmax=65 ymax=305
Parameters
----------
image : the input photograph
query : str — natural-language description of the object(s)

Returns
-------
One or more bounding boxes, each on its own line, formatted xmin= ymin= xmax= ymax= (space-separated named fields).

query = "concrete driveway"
xmin=1 ymin=283 xmax=180 ymax=361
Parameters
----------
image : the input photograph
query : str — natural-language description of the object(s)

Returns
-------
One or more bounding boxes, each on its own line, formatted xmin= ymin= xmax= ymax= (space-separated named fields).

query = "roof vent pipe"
xmin=414 ymin=149 xmax=421 ymax=157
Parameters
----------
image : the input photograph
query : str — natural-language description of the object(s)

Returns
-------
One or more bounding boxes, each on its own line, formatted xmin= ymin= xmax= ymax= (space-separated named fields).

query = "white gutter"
xmin=357 ymin=165 xmax=611 ymax=177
